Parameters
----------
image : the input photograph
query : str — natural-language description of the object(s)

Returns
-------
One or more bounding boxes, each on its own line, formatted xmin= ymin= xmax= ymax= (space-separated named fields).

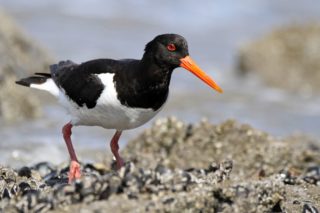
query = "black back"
xmin=51 ymin=59 xmax=171 ymax=110
xmin=51 ymin=60 xmax=114 ymax=109
xmin=50 ymin=34 xmax=189 ymax=110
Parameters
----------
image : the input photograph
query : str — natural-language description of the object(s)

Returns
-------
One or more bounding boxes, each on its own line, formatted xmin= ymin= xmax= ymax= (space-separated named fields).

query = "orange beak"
xmin=180 ymin=56 xmax=223 ymax=93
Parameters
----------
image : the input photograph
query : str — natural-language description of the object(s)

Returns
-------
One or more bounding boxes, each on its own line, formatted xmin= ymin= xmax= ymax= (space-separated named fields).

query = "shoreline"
xmin=0 ymin=118 xmax=319 ymax=212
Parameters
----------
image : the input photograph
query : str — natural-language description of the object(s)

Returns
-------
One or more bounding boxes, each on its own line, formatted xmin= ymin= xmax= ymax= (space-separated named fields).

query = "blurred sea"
xmin=0 ymin=0 xmax=320 ymax=167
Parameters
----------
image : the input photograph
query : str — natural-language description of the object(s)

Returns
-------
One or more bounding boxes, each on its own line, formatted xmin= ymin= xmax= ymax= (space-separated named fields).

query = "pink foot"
xmin=68 ymin=160 xmax=81 ymax=183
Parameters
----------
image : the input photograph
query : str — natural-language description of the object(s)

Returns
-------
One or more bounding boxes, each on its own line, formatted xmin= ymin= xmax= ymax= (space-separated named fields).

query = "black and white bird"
xmin=16 ymin=34 xmax=223 ymax=183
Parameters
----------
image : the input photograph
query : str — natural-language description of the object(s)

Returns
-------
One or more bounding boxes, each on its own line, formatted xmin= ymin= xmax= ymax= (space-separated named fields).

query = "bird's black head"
xmin=144 ymin=34 xmax=189 ymax=69
xmin=143 ymin=33 xmax=223 ymax=93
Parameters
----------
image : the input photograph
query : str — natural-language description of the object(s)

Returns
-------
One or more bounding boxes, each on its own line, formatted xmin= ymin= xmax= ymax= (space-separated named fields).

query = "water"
xmin=0 ymin=0 xmax=320 ymax=167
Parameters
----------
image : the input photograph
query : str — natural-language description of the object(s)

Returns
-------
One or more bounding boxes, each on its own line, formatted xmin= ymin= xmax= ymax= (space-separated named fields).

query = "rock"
xmin=0 ymin=118 xmax=319 ymax=212
xmin=0 ymin=8 xmax=53 ymax=122
xmin=124 ymin=118 xmax=320 ymax=182
xmin=236 ymin=24 xmax=320 ymax=95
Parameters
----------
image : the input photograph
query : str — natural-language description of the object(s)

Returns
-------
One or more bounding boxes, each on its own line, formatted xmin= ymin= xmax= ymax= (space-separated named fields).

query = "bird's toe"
xmin=68 ymin=160 xmax=81 ymax=183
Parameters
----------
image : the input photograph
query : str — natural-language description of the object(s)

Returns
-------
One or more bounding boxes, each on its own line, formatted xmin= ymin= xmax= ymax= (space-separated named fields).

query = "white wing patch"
xmin=61 ymin=73 xmax=162 ymax=130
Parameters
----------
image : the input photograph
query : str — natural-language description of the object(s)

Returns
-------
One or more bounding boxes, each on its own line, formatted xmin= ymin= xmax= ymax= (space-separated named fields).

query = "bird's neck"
xmin=114 ymin=56 xmax=172 ymax=110
xmin=139 ymin=54 xmax=173 ymax=90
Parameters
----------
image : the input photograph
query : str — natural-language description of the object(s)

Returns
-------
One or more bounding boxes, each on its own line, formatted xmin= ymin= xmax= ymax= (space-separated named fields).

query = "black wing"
xmin=50 ymin=59 xmax=119 ymax=109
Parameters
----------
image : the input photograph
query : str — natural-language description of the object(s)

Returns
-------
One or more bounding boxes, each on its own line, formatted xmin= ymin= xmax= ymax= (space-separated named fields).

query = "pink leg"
xmin=62 ymin=122 xmax=81 ymax=183
xmin=110 ymin=130 xmax=124 ymax=169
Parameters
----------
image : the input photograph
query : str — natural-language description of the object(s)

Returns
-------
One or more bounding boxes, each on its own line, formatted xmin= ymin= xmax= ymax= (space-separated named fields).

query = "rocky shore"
xmin=0 ymin=8 xmax=52 ymax=122
xmin=0 ymin=6 xmax=319 ymax=213
xmin=0 ymin=118 xmax=319 ymax=212
xmin=237 ymin=24 xmax=320 ymax=96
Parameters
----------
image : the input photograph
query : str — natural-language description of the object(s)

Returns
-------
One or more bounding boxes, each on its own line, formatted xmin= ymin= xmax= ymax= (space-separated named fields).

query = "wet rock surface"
xmin=237 ymin=24 xmax=320 ymax=95
xmin=0 ymin=118 xmax=320 ymax=212
xmin=0 ymin=9 xmax=52 ymax=122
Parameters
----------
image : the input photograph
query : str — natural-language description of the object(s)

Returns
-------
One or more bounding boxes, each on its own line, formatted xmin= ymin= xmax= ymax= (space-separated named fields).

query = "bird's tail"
xmin=15 ymin=73 xmax=60 ymax=97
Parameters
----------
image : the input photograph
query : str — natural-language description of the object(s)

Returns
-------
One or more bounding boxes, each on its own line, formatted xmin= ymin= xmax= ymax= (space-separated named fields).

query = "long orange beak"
xmin=180 ymin=56 xmax=223 ymax=93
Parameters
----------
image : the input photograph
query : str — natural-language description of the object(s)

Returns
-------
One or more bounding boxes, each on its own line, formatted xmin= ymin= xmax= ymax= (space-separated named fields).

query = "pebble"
xmin=0 ymin=160 xmax=232 ymax=212
xmin=303 ymin=166 xmax=320 ymax=186
xmin=303 ymin=203 xmax=319 ymax=213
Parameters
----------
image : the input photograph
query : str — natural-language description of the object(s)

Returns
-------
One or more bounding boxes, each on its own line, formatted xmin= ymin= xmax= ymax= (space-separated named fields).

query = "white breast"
xmin=58 ymin=73 xmax=162 ymax=130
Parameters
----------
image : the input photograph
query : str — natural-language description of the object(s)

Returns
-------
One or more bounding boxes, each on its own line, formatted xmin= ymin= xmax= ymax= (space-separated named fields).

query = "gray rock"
xmin=237 ymin=24 xmax=320 ymax=96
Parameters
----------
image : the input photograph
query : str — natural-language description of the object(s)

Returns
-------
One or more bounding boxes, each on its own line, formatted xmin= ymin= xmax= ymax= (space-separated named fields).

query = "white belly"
xmin=58 ymin=73 xmax=162 ymax=130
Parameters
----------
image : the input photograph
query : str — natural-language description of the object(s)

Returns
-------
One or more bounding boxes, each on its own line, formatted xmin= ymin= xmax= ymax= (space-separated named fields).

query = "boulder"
xmin=237 ymin=24 xmax=320 ymax=95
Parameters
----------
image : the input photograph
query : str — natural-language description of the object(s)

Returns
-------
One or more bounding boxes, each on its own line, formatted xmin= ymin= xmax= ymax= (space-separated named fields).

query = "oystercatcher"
xmin=16 ymin=34 xmax=223 ymax=183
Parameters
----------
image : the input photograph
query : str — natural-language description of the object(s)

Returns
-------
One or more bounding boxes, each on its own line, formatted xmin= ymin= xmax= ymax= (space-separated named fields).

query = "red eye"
xmin=167 ymin=43 xmax=176 ymax=51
